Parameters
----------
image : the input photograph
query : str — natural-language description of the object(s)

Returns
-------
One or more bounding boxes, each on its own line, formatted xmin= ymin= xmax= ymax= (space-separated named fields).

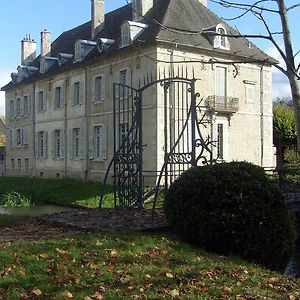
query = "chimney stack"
xmin=41 ymin=29 xmax=51 ymax=57
xmin=91 ymin=0 xmax=105 ymax=38
xmin=21 ymin=34 xmax=36 ymax=66
xmin=198 ymin=0 xmax=207 ymax=6
xmin=132 ymin=0 xmax=153 ymax=21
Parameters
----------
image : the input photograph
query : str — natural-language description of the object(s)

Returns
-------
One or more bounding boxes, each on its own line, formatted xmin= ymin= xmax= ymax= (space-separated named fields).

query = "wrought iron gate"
xmin=100 ymin=70 xmax=215 ymax=209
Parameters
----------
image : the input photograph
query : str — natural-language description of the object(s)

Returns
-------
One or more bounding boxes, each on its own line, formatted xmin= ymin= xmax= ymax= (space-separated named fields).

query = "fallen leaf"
xmin=91 ymin=291 xmax=104 ymax=299
xmin=62 ymin=291 xmax=73 ymax=298
xmin=223 ymin=287 xmax=232 ymax=294
xmin=144 ymin=274 xmax=151 ymax=281
xmin=32 ymin=289 xmax=42 ymax=296
xmin=84 ymin=297 xmax=93 ymax=300
xmin=169 ymin=289 xmax=179 ymax=298
xmin=56 ymin=248 xmax=68 ymax=255
xmin=166 ymin=272 xmax=174 ymax=278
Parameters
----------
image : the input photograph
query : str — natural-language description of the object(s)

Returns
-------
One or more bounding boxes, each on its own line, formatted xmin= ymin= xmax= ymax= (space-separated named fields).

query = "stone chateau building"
xmin=1 ymin=0 xmax=276 ymax=181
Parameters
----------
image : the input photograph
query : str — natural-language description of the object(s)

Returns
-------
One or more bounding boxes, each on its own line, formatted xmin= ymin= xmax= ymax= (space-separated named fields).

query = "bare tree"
xmin=209 ymin=0 xmax=300 ymax=151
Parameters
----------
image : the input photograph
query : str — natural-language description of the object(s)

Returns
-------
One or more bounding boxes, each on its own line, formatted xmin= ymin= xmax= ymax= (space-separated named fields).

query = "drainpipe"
xmin=260 ymin=65 xmax=264 ymax=167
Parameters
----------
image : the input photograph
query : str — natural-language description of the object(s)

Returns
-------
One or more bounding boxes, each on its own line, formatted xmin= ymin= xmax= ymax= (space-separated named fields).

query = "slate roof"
xmin=2 ymin=0 xmax=276 ymax=91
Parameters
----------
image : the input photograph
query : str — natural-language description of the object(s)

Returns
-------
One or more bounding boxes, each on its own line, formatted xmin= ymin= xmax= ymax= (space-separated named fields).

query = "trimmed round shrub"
xmin=164 ymin=161 xmax=296 ymax=270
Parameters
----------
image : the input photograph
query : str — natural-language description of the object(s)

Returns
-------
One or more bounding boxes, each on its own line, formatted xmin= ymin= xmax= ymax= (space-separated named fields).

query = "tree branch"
xmin=287 ymin=3 xmax=300 ymax=11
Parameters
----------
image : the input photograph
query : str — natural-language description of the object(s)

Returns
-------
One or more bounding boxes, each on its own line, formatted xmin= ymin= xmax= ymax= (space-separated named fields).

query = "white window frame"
xmin=24 ymin=158 xmax=29 ymax=175
xmin=37 ymin=131 xmax=48 ymax=159
xmin=214 ymin=24 xmax=230 ymax=50
xmin=215 ymin=65 xmax=228 ymax=98
xmin=17 ymin=158 xmax=22 ymax=174
xmin=244 ymin=81 xmax=256 ymax=103
xmin=38 ymin=90 xmax=46 ymax=112
xmin=73 ymin=81 xmax=80 ymax=105
xmin=91 ymin=124 xmax=107 ymax=160
xmin=16 ymin=98 xmax=21 ymax=117
xmin=9 ymin=99 xmax=14 ymax=119
xmin=24 ymin=95 xmax=30 ymax=116
xmin=54 ymin=86 xmax=63 ymax=109
xmin=72 ymin=128 xmax=81 ymax=159
xmin=52 ymin=129 xmax=64 ymax=159
xmin=118 ymin=68 xmax=131 ymax=97
xmin=93 ymin=74 xmax=106 ymax=103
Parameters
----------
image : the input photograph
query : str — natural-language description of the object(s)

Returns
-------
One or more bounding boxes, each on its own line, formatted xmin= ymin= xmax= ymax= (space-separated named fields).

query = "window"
xmin=52 ymin=129 xmax=64 ymax=159
xmin=9 ymin=100 xmax=14 ymax=119
xmin=217 ymin=124 xmax=224 ymax=160
xmin=73 ymin=82 xmax=80 ymax=105
xmin=118 ymin=69 xmax=131 ymax=96
xmin=121 ymin=23 xmax=131 ymax=47
xmin=16 ymin=98 xmax=21 ymax=117
xmin=72 ymin=128 xmax=81 ymax=159
xmin=218 ymin=28 xmax=226 ymax=48
xmin=16 ymin=128 xmax=22 ymax=146
xmin=214 ymin=25 xmax=230 ymax=49
xmin=216 ymin=66 xmax=227 ymax=97
xmin=24 ymin=96 xmax=29 ymax=115
xmin=17 ymin=158 xmax=21 ymax=174
xmin=37 ymin=131 xmax=48 ymax=159
xmin=245 ymin=83 xmax=255 ymax=103
xmin=54 ymin=86 xmax=62 ymax=109
xmin=24 ymin=158 xmax=29 ymax=175
xmin=119 ymin=123 xmax=129 ymax=150
xmin=38 ymin=91 xmax=45 ymax=112
xmin=11 ymin=159 xmax=15 ymax=174
xmin=94 ymin=75 xmax=105 ymax=102
xmin=9 ymin=130 xmax=13 ymax=146
xmin=93 ymin=125 xmax=107 ymax=159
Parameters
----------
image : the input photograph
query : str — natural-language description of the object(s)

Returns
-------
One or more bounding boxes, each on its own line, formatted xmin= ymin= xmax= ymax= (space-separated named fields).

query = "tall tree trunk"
xmin=277 ymin=0 xmax=300 ymax=153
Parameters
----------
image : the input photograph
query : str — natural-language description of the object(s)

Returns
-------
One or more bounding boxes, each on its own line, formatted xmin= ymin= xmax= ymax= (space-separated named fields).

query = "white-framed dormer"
xmin=74 ymin=40 xmax=96 ymax=63
xmin=120 ymin=21 xmax=148 ymax=48
xmin=214 ymin=24 xmax=230 ymax=50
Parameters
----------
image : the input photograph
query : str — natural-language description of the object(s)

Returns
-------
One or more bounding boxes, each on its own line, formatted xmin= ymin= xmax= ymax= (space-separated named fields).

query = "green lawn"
xmin=0 ymin=232 xmax=299 ymax=300
xmin=0 ymin=177 xmax=114 ymax=208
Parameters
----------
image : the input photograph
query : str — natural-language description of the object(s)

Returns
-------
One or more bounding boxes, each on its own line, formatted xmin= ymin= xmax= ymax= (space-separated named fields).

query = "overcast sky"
xmin=0 ymin=0 xmax=299 ymax=115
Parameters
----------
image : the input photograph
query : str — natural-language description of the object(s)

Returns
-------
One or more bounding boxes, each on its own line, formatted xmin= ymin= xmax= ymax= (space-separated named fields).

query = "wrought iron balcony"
xmin=205 ymin=95 xmax=239 ymax=113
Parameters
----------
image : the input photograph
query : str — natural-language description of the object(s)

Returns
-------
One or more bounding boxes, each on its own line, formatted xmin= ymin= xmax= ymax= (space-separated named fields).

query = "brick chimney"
xmin=41 ymin=29 xmax=51 ymax=57
xmin=132 ymin=0 xmax=153 ymax=21
xmin=21 ymin=34 xmax=36 ymax=66
xmin=91 ymin=0 xmax=105 ymax=38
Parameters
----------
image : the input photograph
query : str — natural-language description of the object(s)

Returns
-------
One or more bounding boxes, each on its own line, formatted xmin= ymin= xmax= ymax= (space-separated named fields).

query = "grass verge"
xmin=0 ymin=232 xmax=299 ymax=300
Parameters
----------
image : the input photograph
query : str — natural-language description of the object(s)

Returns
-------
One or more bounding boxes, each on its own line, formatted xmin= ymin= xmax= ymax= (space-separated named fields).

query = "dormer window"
xmin=215 ymin=25 xmax=230 ymax=49
xmin=40 ymin=57 xmax=58 ymax=74
xmin=121 ymin=23 xmax=131 ymax=47
xmin=74 ymin=40 xmax=96 ymax=62
xmin=121 ymin=21 xmax=148 ymax=48
xmin=202 ymin=24 xmax=230 ymax=50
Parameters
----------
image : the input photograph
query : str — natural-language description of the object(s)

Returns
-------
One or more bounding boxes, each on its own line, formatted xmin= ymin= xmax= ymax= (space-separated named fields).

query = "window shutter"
xmin=101 ymin=125 xmax=107 ymax=160
xmin=20 ymin=98 xmax=24 ymax=116
xmin=61 ymin=86 xmax=65 ymax=108
xmin=101 ymin=74 xmax=106 ymax=101
xmin=13 ymin=129 xmax=17 ymax=146
xmin=127 ymin=69 xmax=132 ymax=96
xmin=69 ymin=129 xmax=73 ymax=159
xmin=23 ymin=126 xmax=29 ymax=145
xmin=79 ymin=81 xmax=84 ymax=105
xmin=20 ymin=128 xmax=24 ymax=146
xmin=44 ymin=132 xmax=48 ymax=159
xmin=51 ymin=130 xmax=55 ymax=158
xmin=34 ymin=133 xmax=39 ymax=158
xmin=89 ymin=126 xmax=94 ymax=160
xmin=44 ymin=92 xmax=47 ymax=111
xmin=60 ymin=130 xmax=65 ymax=158
xmin=71 ymin=84 xmax=75 ymax=106
xmin=92 ymin=77 xmax=96 ymax=103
